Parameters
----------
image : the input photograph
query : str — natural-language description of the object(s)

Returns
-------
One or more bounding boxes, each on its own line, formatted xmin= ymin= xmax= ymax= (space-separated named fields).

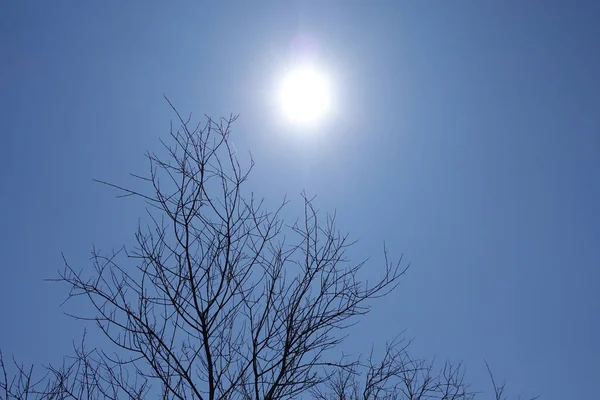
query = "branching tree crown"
xmin=0 ymin=102 xmax=537 ymax=400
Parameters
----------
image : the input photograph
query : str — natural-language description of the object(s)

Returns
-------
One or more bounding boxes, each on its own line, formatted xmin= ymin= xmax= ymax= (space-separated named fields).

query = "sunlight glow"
xmin=278 ymin=66 xmax=332 ymax=126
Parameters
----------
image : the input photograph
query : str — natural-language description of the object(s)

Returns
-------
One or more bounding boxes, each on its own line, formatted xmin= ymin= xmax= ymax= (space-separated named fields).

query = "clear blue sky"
xmin=1 ymin=1 xmax=599 ymax=398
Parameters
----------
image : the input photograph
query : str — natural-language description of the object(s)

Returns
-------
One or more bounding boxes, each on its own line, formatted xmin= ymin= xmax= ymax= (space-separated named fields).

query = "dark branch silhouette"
xmin=1 ymin=101 xmax=538 ymax=400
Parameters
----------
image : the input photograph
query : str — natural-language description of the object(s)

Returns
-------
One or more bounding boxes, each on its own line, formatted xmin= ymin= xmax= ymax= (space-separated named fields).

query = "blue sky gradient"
xmin=1 ymin=1 xmax=599 ymax=398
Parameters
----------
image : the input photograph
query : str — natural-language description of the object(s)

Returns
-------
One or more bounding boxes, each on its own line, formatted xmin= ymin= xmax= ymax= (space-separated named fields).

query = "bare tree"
xmin=1 ymin=329 xmax=150 ymax=399
xmin=0 ymin=101 xmax=538 ymax=400
xmin=310 ymin=334 xmax=476 ymax=400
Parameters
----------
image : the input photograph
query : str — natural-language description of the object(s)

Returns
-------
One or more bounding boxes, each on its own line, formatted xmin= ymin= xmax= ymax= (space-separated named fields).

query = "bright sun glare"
xmin=278 ymin=66 xmax=332 ymax=126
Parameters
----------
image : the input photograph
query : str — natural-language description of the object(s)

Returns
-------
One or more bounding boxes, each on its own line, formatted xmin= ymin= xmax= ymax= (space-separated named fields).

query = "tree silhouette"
xmin=0 ymin=101 xmax=537 ymax=400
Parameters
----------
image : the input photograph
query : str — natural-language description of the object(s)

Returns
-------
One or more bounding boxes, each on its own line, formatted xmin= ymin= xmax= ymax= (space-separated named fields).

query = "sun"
xmin=278 ymin=66 xmax=332 ymax=126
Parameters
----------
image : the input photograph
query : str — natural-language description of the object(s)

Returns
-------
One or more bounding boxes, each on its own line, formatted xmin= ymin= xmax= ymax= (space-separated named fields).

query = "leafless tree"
xmin=0 ymin=100 xmax=538 ymax=400
xmin=1 ymin=330 xmax=149 ymax=399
